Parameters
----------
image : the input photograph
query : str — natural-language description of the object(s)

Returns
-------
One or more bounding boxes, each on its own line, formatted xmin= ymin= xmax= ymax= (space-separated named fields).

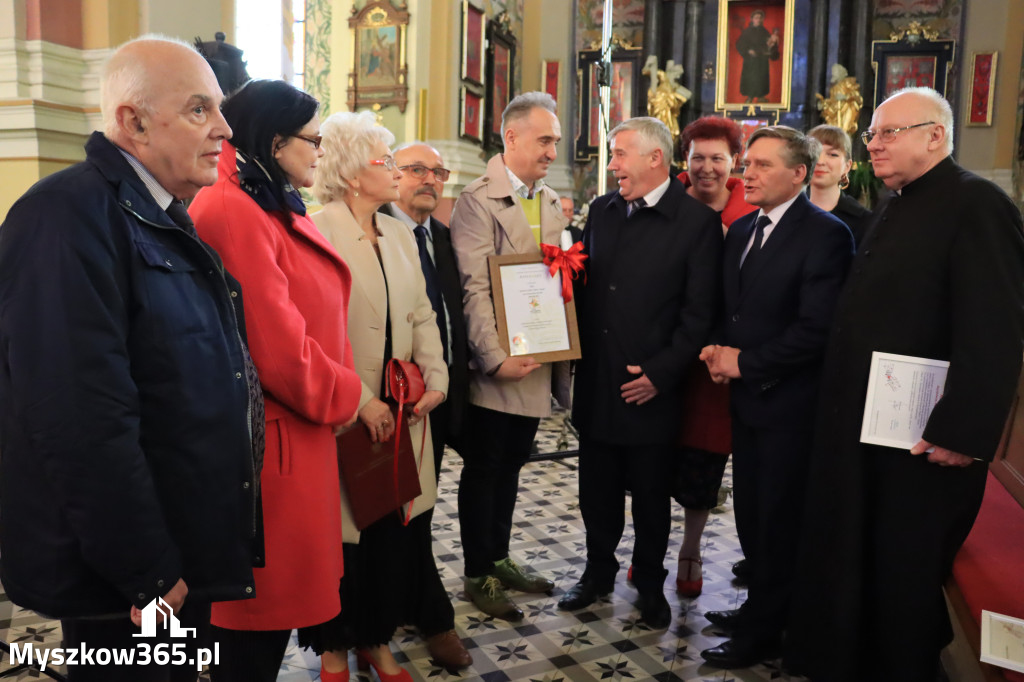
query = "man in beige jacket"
xmin=450 ymin=92 xmax=571 ymax=620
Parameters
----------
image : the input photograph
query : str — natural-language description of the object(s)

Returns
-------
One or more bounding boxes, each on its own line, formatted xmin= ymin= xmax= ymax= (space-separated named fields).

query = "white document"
xmin=981 ymin=610 xmax=1024 ymax=673
xmin=860 ymin=351 xmax=949 ymax=450
xmin=499 ymin=262 xmax=571 ymax=356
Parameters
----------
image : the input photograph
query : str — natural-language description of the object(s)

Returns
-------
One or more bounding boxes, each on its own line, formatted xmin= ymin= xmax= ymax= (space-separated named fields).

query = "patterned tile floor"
xmin=0 ymin=410 xmax=807 ymax=681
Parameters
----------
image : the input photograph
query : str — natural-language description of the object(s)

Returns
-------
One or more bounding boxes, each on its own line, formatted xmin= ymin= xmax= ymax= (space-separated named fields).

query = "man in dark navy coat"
xmin=559 ymin=117 xmax=722 ymax=629
xmin=0 ymin=37 xmax=259 ymax=682
xmin=788 ymin=88 xmax=1024 ymax=682
xmin=699 ymin=126 xmax=854 ymax=668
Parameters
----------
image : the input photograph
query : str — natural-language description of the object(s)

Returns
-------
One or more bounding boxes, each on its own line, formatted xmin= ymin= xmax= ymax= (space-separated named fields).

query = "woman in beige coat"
xmin=297 ymin=111 xmax=450 ymax=682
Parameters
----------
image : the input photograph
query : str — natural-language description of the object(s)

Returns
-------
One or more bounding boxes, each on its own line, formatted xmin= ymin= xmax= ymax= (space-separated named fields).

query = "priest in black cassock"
xmin=787 ymin=88 xmax=1024 ymax=682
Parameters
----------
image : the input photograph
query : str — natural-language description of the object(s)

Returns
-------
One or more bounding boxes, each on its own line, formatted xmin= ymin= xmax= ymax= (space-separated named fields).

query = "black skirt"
xmin=298 ymin=510 xmax=434 ymax=652
xmin=671 ymin=447 xmax=729 ymax=510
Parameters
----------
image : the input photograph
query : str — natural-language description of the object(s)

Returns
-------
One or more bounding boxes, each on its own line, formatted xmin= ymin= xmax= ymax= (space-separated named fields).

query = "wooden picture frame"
xmin=460 ymin=86 xmax=483 ymax=143
xmin=575 ymin=46 xmax=644 ymax=161
xmin=542 ymin=59 xmax=560 ymax=103
xmin=488 ymin=254 xmax=581 ymax=363
xmin=871 ymin=30 xmax=955 ymax=108
xmin=484 ymin=14 xmax=516 ymax=150
xmin=347 ymin=0 xmax=409 ymax=113
xmin=715 ymin=0 xmax=795 ymax=113
xmin=966 ymin=51 xmax=997 ymax=127
xmin=461 ymin=1 xmax=485 ymax=87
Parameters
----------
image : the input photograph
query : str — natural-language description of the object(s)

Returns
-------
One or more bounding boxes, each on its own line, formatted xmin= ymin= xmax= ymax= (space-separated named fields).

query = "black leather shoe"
xmin=637 ymin=592 xmax=671 ymax=629
xmin=557 ymin=581 xmax=610 ymax=610
xmin=704 ymin=607 xmax=746 ymax=632
xmin=700 ymin=636 xmax=781 ymax=669
xmin=732 ymin=558 xmax=750 ymax=586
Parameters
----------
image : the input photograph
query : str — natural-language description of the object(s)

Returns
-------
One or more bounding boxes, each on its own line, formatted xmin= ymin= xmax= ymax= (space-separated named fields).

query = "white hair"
xmin=887 ymin=86 xmax=954 ymax=154
xmin=100 ymin=34 xmax=197 ymax=138
xmin=609 ymin=116 xmax=673 ymax=168
xmin=313 ymin=110 xmax=396 ymax=204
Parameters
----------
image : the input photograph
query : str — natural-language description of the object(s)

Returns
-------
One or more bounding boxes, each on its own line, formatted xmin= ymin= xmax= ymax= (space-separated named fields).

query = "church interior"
xmin=2 ymin=0 xmax=1024 ymax=680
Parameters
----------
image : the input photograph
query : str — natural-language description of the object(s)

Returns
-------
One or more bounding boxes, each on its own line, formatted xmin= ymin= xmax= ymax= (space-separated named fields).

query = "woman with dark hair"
xmin=807 ymin=124 xmax=873 ymax=247
xmin=189 ymin=79 xmax=363 ymax=681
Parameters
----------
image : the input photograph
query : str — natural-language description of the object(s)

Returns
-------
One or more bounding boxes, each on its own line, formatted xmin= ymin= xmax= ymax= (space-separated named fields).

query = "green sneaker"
xmin=492 ymin=557 xmax=554 ymax=594
xmin=464 ymin=575 xmax=524 ymax=621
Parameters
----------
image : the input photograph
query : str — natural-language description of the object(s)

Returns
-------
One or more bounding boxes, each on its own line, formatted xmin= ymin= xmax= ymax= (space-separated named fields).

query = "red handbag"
xmin=384 ymin=359 xmax=428 ymax=525
xmin=385 ymin=358 xmax=425 ymax=406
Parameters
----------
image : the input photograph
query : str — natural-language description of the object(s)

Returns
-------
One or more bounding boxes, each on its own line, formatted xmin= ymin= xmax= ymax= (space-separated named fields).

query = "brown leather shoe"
xmin=426 ymin=629 xmax=472 ymax=671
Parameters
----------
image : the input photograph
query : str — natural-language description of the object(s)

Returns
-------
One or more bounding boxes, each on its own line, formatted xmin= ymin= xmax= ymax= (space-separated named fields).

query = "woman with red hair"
xmin=668 ymin=116 xmax=756 ymax=596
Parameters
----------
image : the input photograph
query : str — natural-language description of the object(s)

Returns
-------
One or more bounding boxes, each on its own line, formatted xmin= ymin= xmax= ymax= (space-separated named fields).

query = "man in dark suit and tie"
xmin=382 ymin=142 xmax=469 ymax=481
xmin=379 ymin=142 xmax=472 ymax=671
xmin=699 ymin=126 xmax=854 ymax=668
xmin=559 ymin=117 xmax=722 ymax=629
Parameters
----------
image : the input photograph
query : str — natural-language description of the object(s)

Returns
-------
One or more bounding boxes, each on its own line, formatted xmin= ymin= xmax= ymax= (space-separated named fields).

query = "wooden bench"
xmin=944 ymin=368 xmax=1024 ymax=682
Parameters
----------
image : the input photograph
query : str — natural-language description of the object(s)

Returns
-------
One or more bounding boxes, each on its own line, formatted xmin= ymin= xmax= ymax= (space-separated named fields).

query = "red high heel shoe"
xmin=676 ymin=556 xmax=703 ymax=597
xmin=356 ymin=649 xmax=413 ymax=682
xmin=319 ymin=662 xmax=350 ymax=682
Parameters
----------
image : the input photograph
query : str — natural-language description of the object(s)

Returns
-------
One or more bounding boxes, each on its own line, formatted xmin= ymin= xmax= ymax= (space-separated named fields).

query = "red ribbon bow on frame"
xmin=540 ymin=242 xmax=588 ymax=303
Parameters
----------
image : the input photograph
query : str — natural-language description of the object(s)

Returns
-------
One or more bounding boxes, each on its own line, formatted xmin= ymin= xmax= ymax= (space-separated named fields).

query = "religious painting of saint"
xmin=966 ymin=52 xmax=997 ymax=127
xmin=490 ymin=43 xmax=511 ymax=139
xmin=461 ymin=2 xmax=485 ymax=86
xmin=715 ymin=0 xmax=794 ymax=111
xmin=346 ymin=1 xmax=409 ymax=113
xmin=543 ymin=60 xmax=560 ymax=103
xmin=483 ymin=16 xmax=516 ymax=149
xmin=358 ymin=26 xmax=398 ymax=87
xmin=461 ymin=87 xmax=483 ymax=142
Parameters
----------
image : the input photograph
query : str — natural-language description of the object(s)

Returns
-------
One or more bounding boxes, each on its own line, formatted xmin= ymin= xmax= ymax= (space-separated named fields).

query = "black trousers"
xmin=409 ymin=510 xmax=456 ymax=637
xmin=60 ymin=600 xmax=211 ymax=682
xmin=578 ymin=436 xmax=672 ymax=595
xmin=207 ymin=627 xmax=291 ymax=682
xmin=429 ymin=400 xmax=452 ymax=483
xmin=730 ymin=420 xmax=812 ymax=641
xmin=458 ymin=404 xmax=539 ymax=577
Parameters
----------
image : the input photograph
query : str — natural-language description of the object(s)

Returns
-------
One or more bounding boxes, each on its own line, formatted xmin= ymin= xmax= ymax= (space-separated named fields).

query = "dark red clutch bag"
xmin=336 ymin=420 xmax=420 ymax=531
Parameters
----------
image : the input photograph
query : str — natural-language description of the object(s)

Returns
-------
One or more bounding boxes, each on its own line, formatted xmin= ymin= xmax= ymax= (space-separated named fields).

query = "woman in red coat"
xmin=672 ymin=116 xmax=756 ymax=595
xmin=189 ymin=79 xmax=363 ymax=682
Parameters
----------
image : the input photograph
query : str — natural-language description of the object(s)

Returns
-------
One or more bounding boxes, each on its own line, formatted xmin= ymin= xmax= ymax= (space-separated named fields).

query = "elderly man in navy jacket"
xmin=559 ymin=117 xmax=722 ymax=629
xmin=0 ymin=37 xmax=260 ymax=682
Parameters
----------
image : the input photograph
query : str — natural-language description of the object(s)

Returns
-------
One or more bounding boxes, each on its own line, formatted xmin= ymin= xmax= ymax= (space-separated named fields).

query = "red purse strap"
xmin=391 ymin=366 xmax=428 ymax=526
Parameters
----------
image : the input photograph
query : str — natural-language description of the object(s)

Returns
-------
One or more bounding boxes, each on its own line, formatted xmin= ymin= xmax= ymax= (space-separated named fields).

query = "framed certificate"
xmin=981 ymin=610 xmax=1024 ymax=673
xmin=487 ymin=253 xmax=581 ymax=363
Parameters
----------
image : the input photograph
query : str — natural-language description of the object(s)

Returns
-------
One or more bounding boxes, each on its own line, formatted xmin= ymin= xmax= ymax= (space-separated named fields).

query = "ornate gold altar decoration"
xmin=889 ymin=21 xmax=940 ymax=43
xmin=643 ymin=55 xmax=691 ymax=146
xmin=816 ymin=63 xmax=863 ymax=138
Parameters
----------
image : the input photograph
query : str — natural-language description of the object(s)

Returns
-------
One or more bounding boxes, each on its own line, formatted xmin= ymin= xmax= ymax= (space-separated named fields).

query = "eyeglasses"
xmin=369 ymin=155 xmax=397 ymax=171
xmin=294 ymin=134 xmax=322 ymax=149
xmin=398 ymin=164 xmax=451 ymax=182
xmin=860 ymin=121 xmax=935 ymax=145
